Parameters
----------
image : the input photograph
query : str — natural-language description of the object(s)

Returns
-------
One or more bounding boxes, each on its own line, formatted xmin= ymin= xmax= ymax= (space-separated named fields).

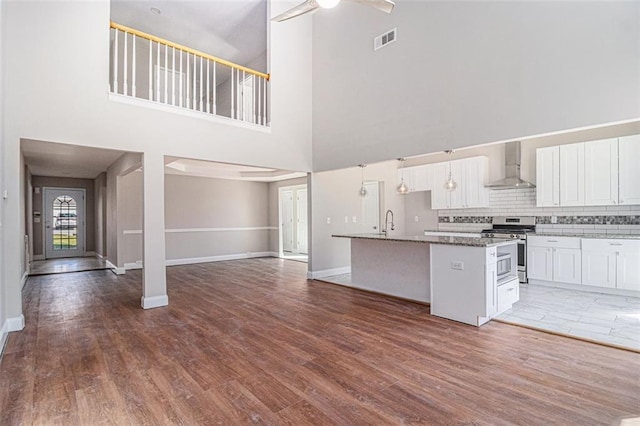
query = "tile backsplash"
xmin=437 ymin=188 xmax=640 ymax=235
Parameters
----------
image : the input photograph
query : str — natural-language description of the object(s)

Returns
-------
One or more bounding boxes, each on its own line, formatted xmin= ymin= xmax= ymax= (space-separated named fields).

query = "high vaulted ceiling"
xmin=110 ymin=0 xmax=268 ymax=70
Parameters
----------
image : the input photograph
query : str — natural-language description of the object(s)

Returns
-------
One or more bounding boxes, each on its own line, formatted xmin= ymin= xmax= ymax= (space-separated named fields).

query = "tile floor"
xmin=320 ymin=273 xmax=640 ymax=351
xmin=29 ymin=257 xmax=108 ymax=276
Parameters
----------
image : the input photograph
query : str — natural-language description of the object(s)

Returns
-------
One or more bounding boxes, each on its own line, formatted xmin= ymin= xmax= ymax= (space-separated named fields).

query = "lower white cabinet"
xmin=527 ymin=236 xmax=581 ymax=285
xmin=497 ymin=278 xmax=519 ymax=314
xmin=582 ymin=239 xmax=640 ymax=291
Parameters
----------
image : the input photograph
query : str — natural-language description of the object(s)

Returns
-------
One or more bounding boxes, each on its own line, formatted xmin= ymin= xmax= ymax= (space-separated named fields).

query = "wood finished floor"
xmin=1 ymin=258 xmax=639 ymax=425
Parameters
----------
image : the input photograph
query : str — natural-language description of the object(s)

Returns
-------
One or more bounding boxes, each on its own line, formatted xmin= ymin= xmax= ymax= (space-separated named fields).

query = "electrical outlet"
xmin=414 ymin=216 xmax=419 ymax=222
xmin=345 ymin=216 xmax=349 ymax=223
xmin=326 ymin=217 xmax=331 ymax=224
xmin=352 ymin=216 xmax=357 ymax=223
xmin=451 ymin=261 xmax=464 ymax=270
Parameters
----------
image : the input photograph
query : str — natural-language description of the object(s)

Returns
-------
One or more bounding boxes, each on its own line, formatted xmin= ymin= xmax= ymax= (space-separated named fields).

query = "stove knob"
xmin=489 ymin=233 xmax=495 ymax=238
xmin=510 ymin=233 xmax=516 ymax=239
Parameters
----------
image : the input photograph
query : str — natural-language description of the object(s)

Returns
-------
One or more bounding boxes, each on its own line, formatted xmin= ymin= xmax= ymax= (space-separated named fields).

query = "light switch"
xmin=344 ymin=216 xmax=349 ymax=223
xmin=414 ymin=216 xmax=419 ymax=222
xmin=326 ymin=217 xmax=331 ymax=224
xmin=352 ymin=216 xmax=357 ymax=223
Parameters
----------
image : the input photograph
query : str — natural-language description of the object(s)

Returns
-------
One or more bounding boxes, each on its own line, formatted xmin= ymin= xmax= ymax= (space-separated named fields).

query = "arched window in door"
xmin=52 ymin=195 xmax=77 ymax=250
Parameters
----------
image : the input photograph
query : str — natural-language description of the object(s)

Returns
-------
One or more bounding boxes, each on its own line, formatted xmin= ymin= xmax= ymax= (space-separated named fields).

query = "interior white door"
xmin=296 ymin=189 xmax=308 ymax=254
xmin=44 ymin=188 xmax=85 ymax=259
xmin=281 ymin=190 xmax=294 ymax=253
xmin=362 ymin=181 xmax=380 ymax=233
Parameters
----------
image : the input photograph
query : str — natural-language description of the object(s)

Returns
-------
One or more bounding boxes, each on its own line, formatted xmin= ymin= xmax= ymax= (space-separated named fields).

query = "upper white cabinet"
xmin=559 ymin=143 xmax=585 ymax=206
xmin=618 ymin=135 xmax=640 ymax=205
xmin=401 ymin=156 xmax=488 ymax=210
xmin=536 ymin=136 xmax=639 ymax=207
xmin=584 ymin=138 xmax=618 ymax=206
xmin=536 ymin=146 xmax=560 ymax=207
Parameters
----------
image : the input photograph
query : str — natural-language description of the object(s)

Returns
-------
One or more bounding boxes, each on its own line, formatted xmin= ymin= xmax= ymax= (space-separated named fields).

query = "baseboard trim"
xmin=84 ymin=251 xmax=96 ymax=257
xmin=33 ymin=254 xmax=45 ymax=261
xmin=166 ymin=252 xmax=275 ymax=266
xmin=7 ymin=315 xmax=25 ymax=332
xmin=124 ymin=261 xmax=143 ymax=270
xmin=106 ymin=259 xmax=126 ymax=275
xmin=20 ymin=271 xmax=28 ymax=290
xmin=0 ymin=321 xmax=8 ymax=359
xmin=95 ymin=253 xmax=105 ymax=259
xmin=141 ymin=295 xmax=169 ymax=309
xmin=307 ymin=266 xmax=351 ymax=280
xmin=527 ymin=279 xmax=640 ymax=297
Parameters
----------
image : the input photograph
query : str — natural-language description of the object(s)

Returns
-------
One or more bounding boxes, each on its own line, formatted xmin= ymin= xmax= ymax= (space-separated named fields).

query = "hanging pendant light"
xmin=358 ymin=164 xmax=367 ymax=197
xmin=397 ymin=158 xmax=410 ymax=194
xmin=444 ymin=150 xmax=457 ymax=191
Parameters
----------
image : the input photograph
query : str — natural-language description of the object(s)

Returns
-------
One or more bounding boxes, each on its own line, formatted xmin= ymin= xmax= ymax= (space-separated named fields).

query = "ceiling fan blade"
xmin=347 ymin=0 xmax=395 ymax=14
xmin=272 ymin=0 xmax=320 ymax=22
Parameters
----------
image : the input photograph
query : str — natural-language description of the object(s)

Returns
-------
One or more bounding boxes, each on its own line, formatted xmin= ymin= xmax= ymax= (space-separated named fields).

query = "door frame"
xmin=42 ymin=187 xmax=87 ymax=259
xmin=278 ymin=184 xmax=308 ymax=258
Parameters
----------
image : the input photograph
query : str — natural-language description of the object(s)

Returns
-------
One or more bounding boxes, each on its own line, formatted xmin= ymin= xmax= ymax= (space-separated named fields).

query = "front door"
xmin=44 ymin=188 xmax=85 ymax=259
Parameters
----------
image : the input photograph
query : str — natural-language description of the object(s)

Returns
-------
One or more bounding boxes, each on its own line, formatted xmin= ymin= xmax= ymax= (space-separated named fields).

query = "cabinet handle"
xmin=507 ymin=288 xmax=515 ymax=292
xmin=613 ymin=200 xmax=617 ymax=204
xmin=609 ymin=243 xmax=623 ymax=246
xmin=547 ymin=240 xmax=558 ymax=243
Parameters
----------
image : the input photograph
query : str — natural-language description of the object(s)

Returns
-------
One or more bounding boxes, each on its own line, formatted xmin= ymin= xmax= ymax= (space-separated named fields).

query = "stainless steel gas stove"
xmin=481 ymin=216 xmax=536 ymax=283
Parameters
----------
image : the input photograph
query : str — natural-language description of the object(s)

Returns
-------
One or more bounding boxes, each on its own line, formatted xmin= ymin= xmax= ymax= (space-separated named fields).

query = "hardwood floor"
xmin=1 ymin=258 xmax=639 ymax=425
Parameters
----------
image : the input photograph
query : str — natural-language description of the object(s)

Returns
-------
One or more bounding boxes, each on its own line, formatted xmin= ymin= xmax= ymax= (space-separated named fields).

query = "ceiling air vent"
xmin=374 ymin=28 xmax=397 ymax=51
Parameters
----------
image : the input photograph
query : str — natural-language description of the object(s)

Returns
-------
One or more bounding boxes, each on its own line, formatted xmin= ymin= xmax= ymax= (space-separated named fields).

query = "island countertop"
xmin=332 ymin=233 xmax=516 ymax=248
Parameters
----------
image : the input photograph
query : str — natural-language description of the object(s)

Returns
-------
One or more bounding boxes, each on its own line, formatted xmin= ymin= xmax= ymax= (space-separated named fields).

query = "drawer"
xmin=527 ymin=236 xmax=581 ymax=249
xmin=582 ymin=238 xmax=640 ymax=251
xmin=497 ymin=278 xmax=519 ymax=314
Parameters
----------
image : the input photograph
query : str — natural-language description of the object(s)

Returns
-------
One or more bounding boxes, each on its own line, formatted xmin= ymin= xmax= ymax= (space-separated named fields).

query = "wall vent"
xmin=373 ymin=28 xmax=397 ymax=51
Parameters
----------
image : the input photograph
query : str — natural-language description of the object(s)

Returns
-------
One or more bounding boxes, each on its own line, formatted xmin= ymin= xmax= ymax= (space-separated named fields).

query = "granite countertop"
xmin=332 ymin=233 xmax=516 ymax=247
xmin=531 ymin=232 xmax=640 ymax=240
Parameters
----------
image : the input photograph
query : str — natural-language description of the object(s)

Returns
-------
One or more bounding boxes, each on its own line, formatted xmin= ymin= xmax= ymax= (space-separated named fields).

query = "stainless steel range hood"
xmin=485 ymin=141 xmax=535 ymax=189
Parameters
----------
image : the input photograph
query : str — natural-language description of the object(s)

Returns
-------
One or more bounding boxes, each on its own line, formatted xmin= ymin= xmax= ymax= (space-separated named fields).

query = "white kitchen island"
xmin=332 ymin=234 xmax=518 ymax=326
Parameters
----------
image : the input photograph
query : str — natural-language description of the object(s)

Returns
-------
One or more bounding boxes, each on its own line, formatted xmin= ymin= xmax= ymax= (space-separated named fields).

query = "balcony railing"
xmin=109 ymin=22 xmax=270 ymax=126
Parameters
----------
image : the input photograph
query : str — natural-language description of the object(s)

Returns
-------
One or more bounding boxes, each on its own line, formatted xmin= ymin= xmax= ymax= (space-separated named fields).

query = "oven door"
xmin=517 ymin=239 xmax=526 ymax=283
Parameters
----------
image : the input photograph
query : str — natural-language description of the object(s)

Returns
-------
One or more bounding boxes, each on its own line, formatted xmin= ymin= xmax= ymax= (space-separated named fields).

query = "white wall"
xmin=312 ymin=1 xmax=640 ymax=171
xmin=309 ymin=160 xmax=405 ymax=274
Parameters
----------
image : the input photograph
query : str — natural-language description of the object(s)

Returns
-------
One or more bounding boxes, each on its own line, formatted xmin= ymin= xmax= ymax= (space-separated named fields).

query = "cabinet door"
xmin=559 ymin=143 xmax=585 ymax=206
xmin=584 ymin=138 xmax=618 ymax=206
xmin=619 ymin=135 xmax=640 ymax=205
xmin=616 ymin=250 xmax=640 ymax=291
xmin=463 ymin=157 xmax=489 ymax=208
xmin=399 ymin=167 xmax=415 ymax=192
xmin=582 ymin=250 xmax=616 ymax=288
xmin=431 ymin=162 xmax=451 ymax=209
xmin=527 ymin=246 xmax=553 ymax=281
xmin=553 ymin=248 xmax=582 ymax=284
xmin=412 ymin=166 xmax=429 ymax=191
xmin=485 ymin=260 xmax=497 ymax=317
xmin=448 ymin=160 xmax=465 ymax=208
xmin=536 ymin=146 xmax=560 ymax=207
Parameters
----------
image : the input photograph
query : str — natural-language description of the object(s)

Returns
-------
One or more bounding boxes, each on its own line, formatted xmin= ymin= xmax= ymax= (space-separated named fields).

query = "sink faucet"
xmin=382 ymin=209 xmax=395 ymax=236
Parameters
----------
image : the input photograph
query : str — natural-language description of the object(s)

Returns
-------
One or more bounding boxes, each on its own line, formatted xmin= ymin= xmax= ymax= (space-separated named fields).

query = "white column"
xmin=142 ymin=151 xmax=168 ymax=309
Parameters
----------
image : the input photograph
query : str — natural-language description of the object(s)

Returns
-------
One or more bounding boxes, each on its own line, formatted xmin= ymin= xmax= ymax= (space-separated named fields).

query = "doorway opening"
xmin=279 ymin=184 xmax=308 ymax=262
xmin=44 ymin=188 xmax=86 ymax=259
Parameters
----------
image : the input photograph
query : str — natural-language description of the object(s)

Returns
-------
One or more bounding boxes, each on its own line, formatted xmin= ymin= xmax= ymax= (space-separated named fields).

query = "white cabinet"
xmin=527 ymin=236 xmax=581 ymax=284
xmin=536 ymin=146 xmax=560 ymax=207
xmin=584 ymin=138 xmax=618 ymax=206
xmin=430 ymin=157 xmax=488 ymax=210
xmin=398 ymin=164 xmax=432 ymax=192
xmin=618 ymin=135 xmax=640 ymax=205
xmin=582 ymin=239 xmax=640 ymax=291
xmin=559 ymin=143 xmax=584 ymax=206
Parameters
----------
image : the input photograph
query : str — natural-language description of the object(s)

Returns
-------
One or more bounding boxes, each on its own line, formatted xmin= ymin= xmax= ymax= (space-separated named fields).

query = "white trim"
xmin=528 ymin=279 xmax=640 ymax=298
xmin=123 ymin=227 xmax=277 ymax=235
xmin=109 ymin=93 xmax=271 ymax=133
xmin=33 ymin=254 xmax=45 ymax=261
xmin=84 ymin=251 xmax=96 ymax=257
xmin=106 ymin=259 xmax=126 ymax=275
xmin=95 ymin=252 xmax=105 ymax=259
xmin=141 ymin=295 xmax=169 ymax=309
xmin=6 ymin=315 xmax=25 ymax=332
xmin=307 ymin=266 xmax=351 ymax=280
xmin=0 ymin=321 xmax=8 ymax=359
xmin=166 ymin=251 xmax=276 ymax=266
xmin=20 ymin=271 xmax=28 ymax=290
xmin=124 ymin=261 xmax=143 ymax=270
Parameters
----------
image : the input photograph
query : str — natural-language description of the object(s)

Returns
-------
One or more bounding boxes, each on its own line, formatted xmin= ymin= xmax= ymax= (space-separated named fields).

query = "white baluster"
xmin=231 ymin=68 xmax=235 ymax=119
xmin=186 ymin=52 xmax=190 ymax=108
xmin=156 ymin=41 xmax=160 ymax=102
xmin=148 ymin=39 xmax=152 ymax=101
xmin=114 ymin=29 xmax=119 ymax=94
xmin=199 ymin=56 xmax=203 ymax=112
xmin=171 ymin=47 xmax=176 ymax=106
xmin=164 ymin=44 xmax=168 ymax=104
xmin=213 ymin=61 xmax=217 ymax=115
xmin=192 ymin=54 xmax=197 ymax=110
xmin=132 ymin=34 xmax=136 ymax=98
xmin=257 ymin=77 xmax=261 ymax=125
xmin=123 ymin=31 xmax=128 ymax=95
xmin=252 ymin=76 xmax=256 ymax=124
xmin=262 ymin=77 xmax=266 ymax=126
xmin=179 ymin=50 xmax=183 ymax=108
xmin=241 ymin=70 xmax=245 ymax=121
xmin=206 ymin=59 xmax=210 ymax=114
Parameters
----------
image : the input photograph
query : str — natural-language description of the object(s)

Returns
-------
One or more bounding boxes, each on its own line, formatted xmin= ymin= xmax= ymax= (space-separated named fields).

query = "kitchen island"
xmin=332 ymin=233 xmax=518 ymax=326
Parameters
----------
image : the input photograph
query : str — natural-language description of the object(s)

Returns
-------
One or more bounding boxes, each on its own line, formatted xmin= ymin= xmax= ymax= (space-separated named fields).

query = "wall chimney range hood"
xmin=485 ymin=141 xmax=535 ymax=190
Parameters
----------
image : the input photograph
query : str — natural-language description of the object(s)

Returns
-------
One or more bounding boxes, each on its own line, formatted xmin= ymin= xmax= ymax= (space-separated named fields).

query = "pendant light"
xmin=444 ymin=150 xmax=457 ymax=191
xmin=358 ymin=164 xmax=367 ymax=197
xmin=397 ymin=158 xmax=410 ymax=195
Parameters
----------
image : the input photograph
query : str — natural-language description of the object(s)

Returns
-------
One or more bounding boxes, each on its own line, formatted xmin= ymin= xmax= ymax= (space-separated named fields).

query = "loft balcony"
xmin=109 ymin=22 xmax=270 ymax=127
